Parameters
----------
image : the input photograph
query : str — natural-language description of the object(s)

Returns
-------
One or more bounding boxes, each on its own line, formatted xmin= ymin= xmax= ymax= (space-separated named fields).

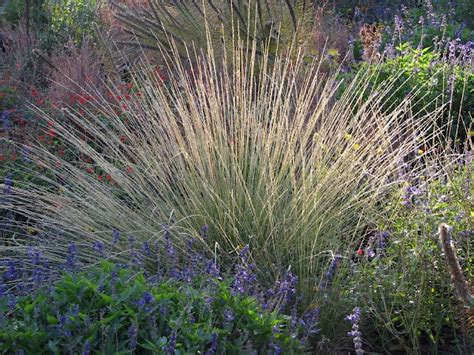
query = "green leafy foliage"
xmin=349 ymin=157 xmax=473 ymax=353
xmin=354 ymin=43 xmax=473 ymax=142
xmin=0 ymin=261 xmax=305 ymax=353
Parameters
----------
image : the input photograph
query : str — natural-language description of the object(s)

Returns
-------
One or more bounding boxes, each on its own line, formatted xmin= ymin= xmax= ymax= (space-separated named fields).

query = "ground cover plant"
xmin=0 ymin=0 xmax=473 ymax=353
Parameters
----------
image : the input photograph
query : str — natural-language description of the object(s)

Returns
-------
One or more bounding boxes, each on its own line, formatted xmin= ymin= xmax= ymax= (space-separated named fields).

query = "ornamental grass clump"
xmin=1 ymin=29 xmax=440 ymax=304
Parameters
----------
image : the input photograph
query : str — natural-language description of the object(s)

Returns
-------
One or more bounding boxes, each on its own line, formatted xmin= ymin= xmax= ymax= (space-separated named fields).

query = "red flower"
xmin=126 ymin=166 xmax=134 ymax=174
xmin=356 ymin=249 xmax=364 ymax=256
xmin=31 ymin=88 xmax=38 ymax=98
xmin=78 ymin=96 xmax=87 ymax=105
xmin=106 ymin=174 xmax=112 ymax=181
xmin=38 ymin=134 xmax=46 ymax=142
xmin=120 ymin=135 xmax=127 ymax=143
xmin=48 ymin=128 xmax=56 ymax=138
xmin=125 ymin=94 xmax=131 ymax=100
xmin=86 ymin=167 xmax=93 ymax=174
xmin=97 ymin=175 xmax=103 ymax=181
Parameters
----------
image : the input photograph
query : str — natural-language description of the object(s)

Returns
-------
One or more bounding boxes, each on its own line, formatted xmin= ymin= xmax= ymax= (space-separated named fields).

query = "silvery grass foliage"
xmin=1 ymin=30 xmax=441 ymax=302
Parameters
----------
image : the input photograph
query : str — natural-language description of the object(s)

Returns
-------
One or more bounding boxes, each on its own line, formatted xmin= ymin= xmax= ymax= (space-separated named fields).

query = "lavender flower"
xmin=164 ymin=328 xmax=177 ymax=354
xmin=58 ymin=313 xmax=72 ymax=337
xmin=137 ymin=291 xmax=154 ymax=311
xmin=231 ymin=245 xmax=257 ymax=295
xmin=142 ymin=241 xmax=151 ymax=256
xmin=200 ymin=225 xmax=209 ymax=239
xmin=162 ymin=225 xmax=175 ymax=258
xmin=4 ymin=260 xmax=16 ymax=280
xmin=206 ymin=260 xmax=221 ymax=279
xmin=28 ymin=248 xmax=41 ymax=265
xmin=319 ymin=254 xmax=341 ymax=291
xmin=232 ymin=263 xmax=256 ymax=295
xmin=112 ymin=229 xmax=120 ymax=244
xmin=128 ymin=324 xmax=138 ymax=351
xmin=223 ymin=307 xmax=235 ymax=323
xmin=93 ymin=241 xmax=105 ymax=257
xmin=299 ymin=306 xmax=320 ymax=340
xmin=65 ymin=243 xmax=77 ymax=270
xmin=394 ymin=15 xmax=404 ymax=35
xmin=206 ymin=332 xmax=218 ymax=354
xmin=345 ymin=307 xmax=364 ymax=354
xmin=82 ymin=340 xmax=91 ymax=355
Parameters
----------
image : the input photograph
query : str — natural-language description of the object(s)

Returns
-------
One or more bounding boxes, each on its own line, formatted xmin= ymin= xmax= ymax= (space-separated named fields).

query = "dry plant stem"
xmin=439 ymin=223 xmax=473 ymax=307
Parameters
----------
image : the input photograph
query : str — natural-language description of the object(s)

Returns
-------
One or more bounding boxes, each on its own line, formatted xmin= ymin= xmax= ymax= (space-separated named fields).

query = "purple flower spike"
xmin=66 ymin=243 xmax=77 ymax=270
xmin=128 ymin=324 xmax=138 ymax=351
xmin=164 ymin=329 xmax=177 ymax=354
xmin=223 ymin=307 xmax=235 ymax=323
xmin=345 ymin=307 xmax=364 ymax=354
xmin=112 ymin=229 xmax=120 ymax=244
xmin=206 ymin=332 xmax=218 ymax=354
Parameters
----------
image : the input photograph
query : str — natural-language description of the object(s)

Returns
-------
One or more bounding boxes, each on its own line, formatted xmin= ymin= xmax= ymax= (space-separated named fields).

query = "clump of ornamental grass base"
xmin=1 ymin=28 xmax=442 ymax=316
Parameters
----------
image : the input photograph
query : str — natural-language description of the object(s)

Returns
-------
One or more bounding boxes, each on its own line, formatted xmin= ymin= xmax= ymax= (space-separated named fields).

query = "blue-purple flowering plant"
xmin=348 ymin=152 xmax=473 ymax=353
xmin=0 ymin=237 xmax=315 ymax=353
